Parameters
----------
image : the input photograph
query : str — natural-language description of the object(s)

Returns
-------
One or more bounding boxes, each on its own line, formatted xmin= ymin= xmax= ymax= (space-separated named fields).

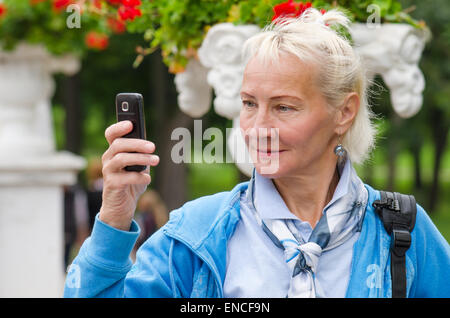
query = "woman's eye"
xmin=278 ymin=105 xmax=292 ymax=112
xmin=242 ymin=100 xmax=256 ymax=108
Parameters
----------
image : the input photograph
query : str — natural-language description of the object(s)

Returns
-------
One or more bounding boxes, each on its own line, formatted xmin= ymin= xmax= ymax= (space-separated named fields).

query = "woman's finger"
xmin=105 ymin=120 xmax=133 ymax=145
xmin=103 ymin=138 xmax=156 ymax=162
xmin=104 ymin=171 xmax=151 ymax=190
xmin=103 ymin=152 xmax=159 ymax=174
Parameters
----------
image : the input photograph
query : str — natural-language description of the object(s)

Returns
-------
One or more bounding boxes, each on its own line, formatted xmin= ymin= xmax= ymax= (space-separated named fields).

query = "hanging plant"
xmin=0 ymin=0 xmax=124 ymax=56
xmin=95 ymin=0 xmax=427 ymax=72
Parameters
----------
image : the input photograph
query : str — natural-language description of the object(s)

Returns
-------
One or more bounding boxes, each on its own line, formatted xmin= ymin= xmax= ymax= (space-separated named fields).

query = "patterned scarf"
xmin=249 ymin=155 xmax=368 ymax=297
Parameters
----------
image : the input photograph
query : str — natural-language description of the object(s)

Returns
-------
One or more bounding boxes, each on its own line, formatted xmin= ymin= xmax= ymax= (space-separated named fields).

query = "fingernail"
xmin=122 ymin=120 xmax=131 ymax=127
xmin=146 ymin=142 xmax=155 ymax=152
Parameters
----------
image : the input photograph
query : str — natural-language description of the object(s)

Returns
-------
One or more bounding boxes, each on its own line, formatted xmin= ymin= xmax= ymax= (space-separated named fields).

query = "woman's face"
xmin=239 ymin=52 xmax=338 ymax=178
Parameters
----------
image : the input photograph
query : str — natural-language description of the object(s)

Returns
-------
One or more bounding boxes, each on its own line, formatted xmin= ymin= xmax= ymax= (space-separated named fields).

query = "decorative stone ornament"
xmin=0 ymin=43 xmax=81 ymax=155
xmin=349 ymin=23 xmax=430 ymax=118
xmin=197 ymin=23 xmax=260 ymax=119
xmin=174 ymin=58 xmax=212 ymax=118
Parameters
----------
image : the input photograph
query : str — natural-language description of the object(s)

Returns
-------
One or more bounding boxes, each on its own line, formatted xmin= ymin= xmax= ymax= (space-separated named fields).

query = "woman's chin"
xmin=253 ymin=161 xmax=284 ymax=178
xmin=250 ymin=150 xmax=288 ymax=178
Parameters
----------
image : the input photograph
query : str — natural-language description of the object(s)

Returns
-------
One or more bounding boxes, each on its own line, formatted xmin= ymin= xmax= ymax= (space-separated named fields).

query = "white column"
xmin=0 ymin=43 xmax=85 ymax=297
xmin=0 ymin=153 xmax=85 ymax=297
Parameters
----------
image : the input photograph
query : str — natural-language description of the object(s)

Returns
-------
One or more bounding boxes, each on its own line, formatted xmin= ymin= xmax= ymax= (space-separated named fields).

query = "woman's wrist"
xmin=99 ymin=207 xmax=133 ymax=232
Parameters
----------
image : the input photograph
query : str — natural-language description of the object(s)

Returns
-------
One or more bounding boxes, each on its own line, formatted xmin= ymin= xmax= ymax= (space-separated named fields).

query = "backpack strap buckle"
xmin=372 ymin=197 xmax=400 ymax=212
xmin=391 ymin=229 xmax=411 ymax=257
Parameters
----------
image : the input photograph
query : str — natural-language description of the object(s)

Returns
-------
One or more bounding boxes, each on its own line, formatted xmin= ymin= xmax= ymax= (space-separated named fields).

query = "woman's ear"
xmin=334 ymin=92 xmax=360 ymax=135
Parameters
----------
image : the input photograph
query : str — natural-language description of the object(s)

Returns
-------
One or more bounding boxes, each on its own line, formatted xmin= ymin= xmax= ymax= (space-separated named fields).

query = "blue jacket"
xmin=64 ymin=182 xmax=450 ymax=298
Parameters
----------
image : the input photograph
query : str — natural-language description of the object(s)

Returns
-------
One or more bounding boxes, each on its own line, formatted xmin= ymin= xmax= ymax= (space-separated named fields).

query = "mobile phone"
xmin=115 ymin=93 xmax=147 ymax=172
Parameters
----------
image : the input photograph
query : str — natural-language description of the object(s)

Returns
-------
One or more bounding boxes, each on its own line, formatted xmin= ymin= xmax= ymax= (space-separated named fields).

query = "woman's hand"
xmin=99 ymin=120 xmax=160 ymax=231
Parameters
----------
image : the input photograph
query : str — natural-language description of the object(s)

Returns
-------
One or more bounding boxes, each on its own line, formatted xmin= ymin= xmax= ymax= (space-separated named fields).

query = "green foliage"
xmin=188 ymin=162 xmax=240 ymax=199
xmin=405 ymin=0 xmax=450 ymax=119
xmin=52 ymin=32 xmax=151 ymax=155
xmin=318 ymin=0 xmax=424 ymax=26
xmin=123 ymin=0 xmax=425 ymax=71
xmin=0 ymin=0 xmax=108 ymax=56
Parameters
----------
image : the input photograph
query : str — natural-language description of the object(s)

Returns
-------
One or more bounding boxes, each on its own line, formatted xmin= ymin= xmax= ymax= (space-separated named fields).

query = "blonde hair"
xmin=242 ymin=8 xmax=378 ymax=165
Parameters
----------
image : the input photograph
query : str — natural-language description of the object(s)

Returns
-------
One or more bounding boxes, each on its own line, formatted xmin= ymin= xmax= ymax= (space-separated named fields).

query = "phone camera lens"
xmin=121 ymin=101 xmax=129 ymax=112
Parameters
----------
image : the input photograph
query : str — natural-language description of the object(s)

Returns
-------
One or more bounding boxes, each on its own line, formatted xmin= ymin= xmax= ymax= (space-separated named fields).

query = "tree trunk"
xmin=63 ymin=72 xmax=82 ymax=154
xmin=386 ymin=112 xmax=402 ymax=191
xmin=411 ymin=143 xmax=422 ymax=190
xmin=149 ymin=51 xmax=192 ymax=212
xmin=429 ymin=108 xmax=449 ymax=212
xmin=387 ymin=143 xmax=396 ymax=192
xmin=158 ymin=111 xmax=193 ymax=211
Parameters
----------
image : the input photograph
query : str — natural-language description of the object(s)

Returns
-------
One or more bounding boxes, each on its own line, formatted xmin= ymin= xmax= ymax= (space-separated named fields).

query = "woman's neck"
xmin=272 ymin=155 xmax=340 ymax=228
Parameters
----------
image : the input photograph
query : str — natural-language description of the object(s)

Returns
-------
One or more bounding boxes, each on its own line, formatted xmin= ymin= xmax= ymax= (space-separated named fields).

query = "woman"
xmin=64 ymin=8 xmax=450 ymax=298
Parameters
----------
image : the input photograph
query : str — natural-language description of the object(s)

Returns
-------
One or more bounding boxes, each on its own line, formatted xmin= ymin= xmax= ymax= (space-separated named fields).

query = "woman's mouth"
xmin=256 ymin=149 xmax=285 ymax=157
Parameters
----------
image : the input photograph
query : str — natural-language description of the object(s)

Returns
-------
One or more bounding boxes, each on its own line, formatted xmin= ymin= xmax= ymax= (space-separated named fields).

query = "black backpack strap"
xmin=372 ymin=191 xmax=417 ymax=298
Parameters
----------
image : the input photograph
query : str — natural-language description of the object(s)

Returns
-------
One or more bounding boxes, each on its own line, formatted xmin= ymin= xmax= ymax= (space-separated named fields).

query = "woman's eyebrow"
xmin=240 ymin=93 xmax=303 ymax=103
xmin=240 ymin=92 xmax=255 ymax=98
xmin=271 ymin=95 xmax=303 ymax=102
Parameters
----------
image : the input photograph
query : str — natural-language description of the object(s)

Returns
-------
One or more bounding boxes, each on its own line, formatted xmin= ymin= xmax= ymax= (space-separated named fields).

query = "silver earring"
xmin=334 ymin=135 xmax=346 ymax=157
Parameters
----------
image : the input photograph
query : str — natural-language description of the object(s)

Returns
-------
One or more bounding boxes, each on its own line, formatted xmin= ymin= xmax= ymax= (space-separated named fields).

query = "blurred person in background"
xmin=86 ymin=157 xmax=104 ymax=230
xmin=64 ymin=158 xmax=106 ymax=266
xmin=131 ymin=190 xmax=169 ymax=262
xmin=63 ymin=183 xmax=89 ymax=268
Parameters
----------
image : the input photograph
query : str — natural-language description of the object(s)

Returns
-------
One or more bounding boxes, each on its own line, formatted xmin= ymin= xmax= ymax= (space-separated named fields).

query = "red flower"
xmin=107 ymin=17 xmax=126 ymax=34
xmin=85 ymin=32 xmax=109 ymax=50
xmin=116 ymin=0 xmax=142 ymax=21
xmin=53 ymin=0 xmax=74 ymax=12
xmin=121 ymin=0 xmax=141 ymax=6
xmin=0 ymin=4 xmax=6 ymax=18
xmin=297 ymin=2 xmax=312 ymax=16
xmin=118 ymin=5 xmax=141 ymax=21
xmin=272 ymin=0 xmax=298 ymax=20
xmin=92 ymin=0 xmax=102 ymax=9
xmin=272 ymin=1 xmax=316 ymax=22
xmin=107 ymin=0 xmax=122 ymax=5
xmin=107 ymin=0 xmax=141 ymax=7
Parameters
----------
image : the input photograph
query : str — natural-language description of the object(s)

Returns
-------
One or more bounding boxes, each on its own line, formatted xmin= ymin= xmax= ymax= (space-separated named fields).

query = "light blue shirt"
xmin=223 ymin=158 xmax=361 ymax=297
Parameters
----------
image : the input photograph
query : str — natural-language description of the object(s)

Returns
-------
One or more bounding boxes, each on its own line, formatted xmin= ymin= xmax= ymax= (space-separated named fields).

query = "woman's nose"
xmin=252 ymin=109 xmax=276 ymax=136
xmin=245 ymin=109 xmax=279 ymax=146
